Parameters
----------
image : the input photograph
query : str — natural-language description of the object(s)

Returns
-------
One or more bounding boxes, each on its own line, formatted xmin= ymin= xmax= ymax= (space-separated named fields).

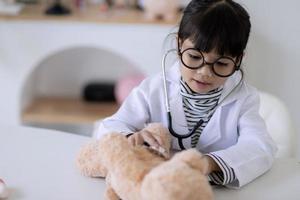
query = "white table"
xmin=213 ymin=159 xmax=300 ymax=200
xmin=0 ymin=125 xmax=105 ymax=200
xmin=1 ymin=125 xmax=299 ymax=200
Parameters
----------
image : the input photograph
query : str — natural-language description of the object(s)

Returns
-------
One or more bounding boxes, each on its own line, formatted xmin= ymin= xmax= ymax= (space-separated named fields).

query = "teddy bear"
xmin=142 ymin=0 xmax=180 ymax=22
xmin=76 ymin=123 xmax=214 ymax=200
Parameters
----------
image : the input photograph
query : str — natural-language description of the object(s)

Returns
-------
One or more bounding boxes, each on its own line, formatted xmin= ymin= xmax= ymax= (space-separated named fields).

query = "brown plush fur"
xmin=76 ymin=123 xmax=213 ymax=200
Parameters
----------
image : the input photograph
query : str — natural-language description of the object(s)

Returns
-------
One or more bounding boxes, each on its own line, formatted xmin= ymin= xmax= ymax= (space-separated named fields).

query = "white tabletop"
xmin=0 ymin=125 xmax=105 ymax=200
xmin=1 ymin=125 xmax=299 ymax=200
xmin=213 ymin=159 xmax=300 ymax=200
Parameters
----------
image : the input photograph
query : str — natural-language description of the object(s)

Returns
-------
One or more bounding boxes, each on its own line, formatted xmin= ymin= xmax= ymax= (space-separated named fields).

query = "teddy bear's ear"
xmin=171 ymin=149 xmax=209 ymax=174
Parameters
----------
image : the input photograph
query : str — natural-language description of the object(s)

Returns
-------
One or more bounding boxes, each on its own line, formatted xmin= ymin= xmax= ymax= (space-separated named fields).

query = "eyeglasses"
xmin=179 ymin=48 xmax=240 ymax=77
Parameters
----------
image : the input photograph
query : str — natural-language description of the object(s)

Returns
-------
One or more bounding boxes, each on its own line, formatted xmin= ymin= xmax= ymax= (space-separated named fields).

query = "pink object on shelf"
xmin=115 ymin=73 xmax=145 ymax=104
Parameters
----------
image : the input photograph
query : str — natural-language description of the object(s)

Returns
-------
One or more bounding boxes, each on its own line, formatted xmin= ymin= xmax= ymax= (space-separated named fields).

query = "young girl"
xmin=95 ymin=0 xmax=277 ymax=188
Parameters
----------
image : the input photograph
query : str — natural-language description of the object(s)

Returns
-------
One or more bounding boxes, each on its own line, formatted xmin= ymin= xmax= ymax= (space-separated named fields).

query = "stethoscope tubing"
xmin=162 ymin=49 xmax=178 ymax=113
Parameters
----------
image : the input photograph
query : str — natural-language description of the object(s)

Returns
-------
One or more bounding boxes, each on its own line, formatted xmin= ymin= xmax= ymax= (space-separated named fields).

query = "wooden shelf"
xmin=0 ymin=3 xmax=181 ymax=25
xmin=22 ymin=97 xmax=120 ymax=124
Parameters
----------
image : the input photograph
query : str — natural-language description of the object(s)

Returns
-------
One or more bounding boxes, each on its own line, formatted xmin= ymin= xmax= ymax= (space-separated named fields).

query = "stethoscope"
xmin=161 ymin=49 xmax=244 ymax=150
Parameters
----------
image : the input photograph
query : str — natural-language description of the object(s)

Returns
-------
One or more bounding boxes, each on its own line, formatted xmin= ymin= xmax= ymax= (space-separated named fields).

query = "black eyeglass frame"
xmin=178 ymin=48 xmax=242 ymax=78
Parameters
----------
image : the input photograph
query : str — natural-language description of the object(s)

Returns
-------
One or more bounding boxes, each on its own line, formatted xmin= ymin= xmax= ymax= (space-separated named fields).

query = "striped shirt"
xmin=180 ymin=79 xmax=223 ymax=148
xmin=180 ymin=79 xmax=236 ymax=185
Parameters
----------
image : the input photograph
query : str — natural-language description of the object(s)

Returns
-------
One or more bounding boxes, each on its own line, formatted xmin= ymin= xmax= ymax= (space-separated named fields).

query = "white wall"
xmin=235 ymin=0 xmax=300 ymax=158
xmin=0 ymin=22 xmax=173 ymax=125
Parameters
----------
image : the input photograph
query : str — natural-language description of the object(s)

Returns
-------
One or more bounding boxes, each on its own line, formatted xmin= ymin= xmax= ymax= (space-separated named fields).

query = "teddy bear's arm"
xmin=104 ymin=174 xmax=121 ymax=200
xmin=104 ymin=186 xmax=120 ymax=200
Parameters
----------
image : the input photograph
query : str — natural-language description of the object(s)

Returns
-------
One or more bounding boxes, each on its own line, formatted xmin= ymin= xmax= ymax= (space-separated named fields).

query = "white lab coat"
xmin=95 ymin=62 xmax=277 ymax=188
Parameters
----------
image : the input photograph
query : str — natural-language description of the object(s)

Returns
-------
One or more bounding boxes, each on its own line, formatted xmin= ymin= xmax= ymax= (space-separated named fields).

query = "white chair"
xmin=259 ymin=91 xmax=295 ymax=158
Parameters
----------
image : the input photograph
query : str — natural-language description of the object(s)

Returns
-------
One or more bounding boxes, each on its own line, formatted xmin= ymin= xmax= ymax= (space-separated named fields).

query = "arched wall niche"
xmin=21 ymin=46 xmax=143 ymax=110
xmin=20 ymin=46 xmax=144 ymax=135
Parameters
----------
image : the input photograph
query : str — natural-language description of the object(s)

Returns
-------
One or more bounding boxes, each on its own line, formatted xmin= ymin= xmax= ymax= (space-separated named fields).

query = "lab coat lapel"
xmin=219 ymin=71 xmax=243 ymax=106
xmin=197 ymin=107 xmax=222 ymax=149
xmin=197 ymin=97 xmax=242 ymax=150
xmin=197 ymin=72 xmax=243 ymax=149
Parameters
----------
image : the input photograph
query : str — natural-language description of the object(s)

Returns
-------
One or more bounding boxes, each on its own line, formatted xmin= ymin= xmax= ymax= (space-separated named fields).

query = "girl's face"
xmin=179 ymin=39 xmax=237 ymax=94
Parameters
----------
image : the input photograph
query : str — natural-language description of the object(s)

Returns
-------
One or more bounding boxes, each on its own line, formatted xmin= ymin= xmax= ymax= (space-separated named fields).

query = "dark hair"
xmin=178 ymin=0 xmax=251 ymax=58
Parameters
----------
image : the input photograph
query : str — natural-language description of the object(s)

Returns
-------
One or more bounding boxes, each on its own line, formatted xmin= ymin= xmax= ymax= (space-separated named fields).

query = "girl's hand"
xmin=127 ymin=130 xmax=164 ymax=149
xmin=202 ymin=155 xmax=221 ymax=175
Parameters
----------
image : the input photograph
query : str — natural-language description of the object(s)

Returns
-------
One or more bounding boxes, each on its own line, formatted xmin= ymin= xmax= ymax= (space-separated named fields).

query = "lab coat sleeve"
xmin=206 ymin=153 xmax=236 ymax=185
xmin=94 ymin=80 xmax=151 ymax=139
xmin=210 ymin=91 xmax=278 ymax=188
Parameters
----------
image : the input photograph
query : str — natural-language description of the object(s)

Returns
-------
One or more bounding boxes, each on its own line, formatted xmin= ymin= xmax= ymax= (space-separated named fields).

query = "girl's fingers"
xmin=134 ymin=133 xmax=144 ymax=146
xmin=152 ymin=134 xmax=164 ymax=147
xmin=128 ymin=131 xmax=163 ymax=149
xmin=141 ymin=130 xmax=159 ymax=148
xmin=128 ymin=132 xmax=144 ymax=146
xmin=128 ymin=135 xmax=136 ymax=146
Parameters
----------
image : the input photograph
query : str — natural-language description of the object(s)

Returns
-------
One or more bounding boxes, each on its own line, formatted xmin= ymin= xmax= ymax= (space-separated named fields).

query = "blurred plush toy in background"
xmin=105 ymin=0 xmax=138 ymax=8
xmin=114 ymin=73 xmax=145 ymax=105
xmin=143 ymin=0 xmax=180 ymax=22
xmin=0 ymin=179 xmax=9 ymax=199
xmin=76 ymin=123 xmax=213 ymax=200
